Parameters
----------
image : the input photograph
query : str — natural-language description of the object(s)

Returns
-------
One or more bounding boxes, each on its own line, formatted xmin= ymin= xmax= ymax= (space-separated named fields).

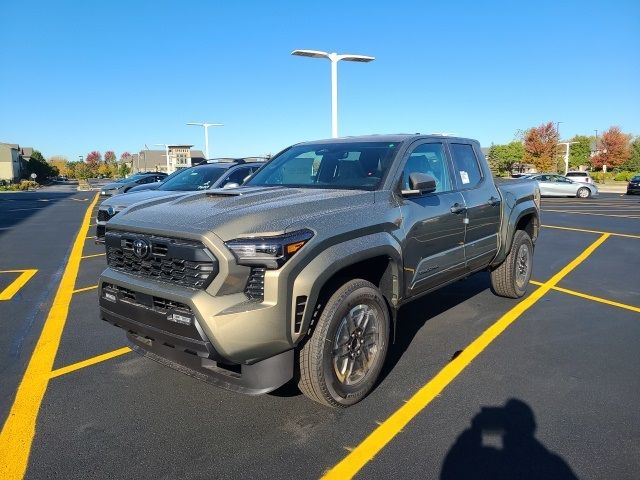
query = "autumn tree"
xmin=488 ymin=141 xmax=524 ymax=176
xmin=86 ymin=151 xmax=102 ymax=166
xmin=74 ymin=162 xmax=93 ymax=180
xmin=523 ymin=122 xmax=559 ymax=172
xmin=97 ymin=162 xmax=112 ymax=177
xmin=48 ymin=156 xmax=70 ymax=176
xmin=591 ymin=126 xmax=631 ymax=170
xmin=567 ymin=135 xmax=592 ymax=169
xmin=104 ymin=150 xmax=116 ymax=164
xmin=120 ymin=151 xmax=132 ymax=163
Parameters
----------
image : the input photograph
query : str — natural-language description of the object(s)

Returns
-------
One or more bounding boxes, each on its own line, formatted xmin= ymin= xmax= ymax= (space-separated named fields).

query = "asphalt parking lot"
xmin=1 ymin=189 xmax=639 ymax=479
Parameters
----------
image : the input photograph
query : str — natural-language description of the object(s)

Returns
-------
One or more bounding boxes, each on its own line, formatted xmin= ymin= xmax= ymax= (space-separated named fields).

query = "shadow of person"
xmin=441 ymin=398 xmax=578 ymax=480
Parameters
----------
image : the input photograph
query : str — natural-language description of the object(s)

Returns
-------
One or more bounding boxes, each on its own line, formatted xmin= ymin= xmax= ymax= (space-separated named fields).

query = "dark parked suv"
xmin=627 ymin=175 xmax=640 ymax=195
xmin=98 ymin=135 xmax=539 ymax=407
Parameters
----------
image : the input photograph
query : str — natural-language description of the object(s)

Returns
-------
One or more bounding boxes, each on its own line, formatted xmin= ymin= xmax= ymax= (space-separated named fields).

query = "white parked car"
xmin=528 ymin=174 xmax=599 ymax=198
xmin=565 ymin=171 xmax=593 ymax=184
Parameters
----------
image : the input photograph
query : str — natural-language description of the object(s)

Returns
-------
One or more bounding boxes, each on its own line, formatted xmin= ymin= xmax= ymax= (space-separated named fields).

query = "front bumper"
xmin=99 ymin=280 xmax=293 ymax=394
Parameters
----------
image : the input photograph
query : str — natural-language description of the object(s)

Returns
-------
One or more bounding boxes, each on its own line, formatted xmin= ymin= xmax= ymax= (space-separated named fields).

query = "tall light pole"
xmin=291 ymin=49 xmax=375 ymax=138
xmin=559 ymin=141 xmax=578 ymax=174
xmin=555 ymin=121 xmax=563 ymax=138
xmin=154 ymin=143 xmax=171 ymax=173
xmin=187 ymin=122 xmax=223 ymax=160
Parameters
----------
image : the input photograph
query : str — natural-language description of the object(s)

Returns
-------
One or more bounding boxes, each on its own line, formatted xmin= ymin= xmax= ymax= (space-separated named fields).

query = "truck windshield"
xmin=246 ymin=142 xmax=400 ymax=190
xmin=158 ymin=165 xmax=227 ymax=191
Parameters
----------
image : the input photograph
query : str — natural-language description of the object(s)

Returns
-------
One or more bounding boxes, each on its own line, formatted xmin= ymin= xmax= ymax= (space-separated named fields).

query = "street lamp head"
xmin=338 ymin=54 xmax=375 ymax=62
xmin=187 ymin=122 xmax=223 ymax=128
xmin=291 ymin=49 xmax=330 ymax=59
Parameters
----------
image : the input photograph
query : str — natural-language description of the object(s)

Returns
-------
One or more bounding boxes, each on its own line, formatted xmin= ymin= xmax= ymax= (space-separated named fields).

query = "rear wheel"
xmin=298 ymin=279 xmax=390 ymax=407
xmin=577 ymin=187 xmax=591 ymax=198
xmin=490 ymin=230 xmax=533 ymax=299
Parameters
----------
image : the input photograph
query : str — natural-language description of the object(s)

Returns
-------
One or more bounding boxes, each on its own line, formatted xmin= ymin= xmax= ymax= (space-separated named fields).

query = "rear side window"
xmin=449 ymin=143 xmax=483 ymax=188
xmin=566 ymin=172 xmax=587 ymax=177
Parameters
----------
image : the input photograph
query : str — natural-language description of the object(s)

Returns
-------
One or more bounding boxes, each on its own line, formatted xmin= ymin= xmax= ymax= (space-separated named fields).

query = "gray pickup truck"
xmin=98 ymin=135 xmax=540 ymax=407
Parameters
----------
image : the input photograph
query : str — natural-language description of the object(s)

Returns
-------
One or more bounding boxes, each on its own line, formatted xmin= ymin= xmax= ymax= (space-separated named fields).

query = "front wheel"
xmin=490 ymin=230 xmax=534 ymax=299
xmin=297 ymin=279 xmax=390 ymax=407
xmin=577 ymin=187 xmax=591 ymax=198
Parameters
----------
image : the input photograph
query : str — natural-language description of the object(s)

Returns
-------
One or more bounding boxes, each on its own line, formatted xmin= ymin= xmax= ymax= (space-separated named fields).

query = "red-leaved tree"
xmin=86 ymin=151 xmax=102 ymax=166
xmin=523 ymin=122 xmax=559 ymax=172
xmin=590 ymin=126 xmax=631 ymax=169
xmin=104 ymin=150 xmax=116 ymax=164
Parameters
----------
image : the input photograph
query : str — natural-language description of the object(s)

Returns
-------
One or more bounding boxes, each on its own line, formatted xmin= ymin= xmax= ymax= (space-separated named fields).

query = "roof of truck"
xmin=295 ymin=134 xmax=478 ymax=145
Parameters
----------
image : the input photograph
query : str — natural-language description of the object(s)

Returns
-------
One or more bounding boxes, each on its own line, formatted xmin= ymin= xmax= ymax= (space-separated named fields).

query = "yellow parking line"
xmin=529 ymin=280 xmax=640 ymax=313
xmin=322 ymin=233 xmax=609 ymax=480
xmin=0 ymin=192 xmax=98 ymax=480
xmin=81 ymin=253 xmax=105 ymax=259
xmin=0 ymin=270 xmax=38 ymax=301
xmin=543 ymin=209 xmax=640 ymax=219
xmin=542 ymin=224 xmax=640 ymax=239
xmin=72 ymin=285 xmax=98 ymax=294
xmin=49 ymin=347 xmax=132 ymax=379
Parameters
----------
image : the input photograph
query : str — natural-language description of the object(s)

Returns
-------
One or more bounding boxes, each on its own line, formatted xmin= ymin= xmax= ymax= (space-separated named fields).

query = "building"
xmin=129 ymin=147 xmax=206 ymax=174
xmin=0 ymin=143 xmax=25 ymax=182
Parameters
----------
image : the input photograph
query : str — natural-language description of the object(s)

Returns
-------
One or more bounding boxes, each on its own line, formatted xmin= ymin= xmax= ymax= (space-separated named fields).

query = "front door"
xmin=399 ymin=141 xmax=467 ymax=296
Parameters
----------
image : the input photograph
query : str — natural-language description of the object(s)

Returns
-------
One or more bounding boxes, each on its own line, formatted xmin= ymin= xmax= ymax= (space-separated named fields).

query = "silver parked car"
xmin=99 ymin=173 xmax=167 ymax=197
xmin=529 ymin=174 xmax=598 ymax=198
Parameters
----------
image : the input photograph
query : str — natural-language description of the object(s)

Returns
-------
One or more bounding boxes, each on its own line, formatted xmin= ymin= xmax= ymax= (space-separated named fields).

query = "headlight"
xmin=225 ymin=229 xmax=314 ymax=269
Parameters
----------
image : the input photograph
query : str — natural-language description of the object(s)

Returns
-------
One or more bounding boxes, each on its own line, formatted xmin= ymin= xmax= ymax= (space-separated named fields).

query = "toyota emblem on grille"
xmin=133 ymin=239 xmax=150 ymax=258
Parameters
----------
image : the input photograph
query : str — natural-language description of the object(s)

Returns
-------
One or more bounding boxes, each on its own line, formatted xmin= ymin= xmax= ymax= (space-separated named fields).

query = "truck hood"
xmin=100 ymin=190 xmax=190 ymax=211
xmin=108 ymin=186 xmax=376 ymax=241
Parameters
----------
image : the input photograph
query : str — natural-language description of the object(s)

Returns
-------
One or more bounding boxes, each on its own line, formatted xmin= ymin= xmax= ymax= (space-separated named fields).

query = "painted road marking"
xmin=543 ymin=209 xmax=640 ymax=219
xmin=49 ymin=347 xmax=132 ymax=379
xmin=0 ymin=270 xmax=38 ymax=301
xmin=529 ymin=280 xmax=640 ymax=313
xmin=80 ymin=253 xmax=105 ymax=259
xmin=542 ymin=224 xmax=640 ymax=239
xmin=0 ymin=193 xmax=99 ymax=480
xmin=72 ymin=285 xmax=98 ymax=294
xmin=322 ymin=233 xmax=609 ymax=479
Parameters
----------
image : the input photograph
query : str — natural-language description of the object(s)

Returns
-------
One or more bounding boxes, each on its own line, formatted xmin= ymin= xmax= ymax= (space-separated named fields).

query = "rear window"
xmin=566 ymin=172 xmax=589 ymax=177
xmin=632 ymin=176 xmax=640 ymax=182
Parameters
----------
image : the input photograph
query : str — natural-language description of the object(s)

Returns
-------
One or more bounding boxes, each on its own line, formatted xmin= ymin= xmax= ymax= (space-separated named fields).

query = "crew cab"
xmin=98 ymin=135 xmax=540 ymax=407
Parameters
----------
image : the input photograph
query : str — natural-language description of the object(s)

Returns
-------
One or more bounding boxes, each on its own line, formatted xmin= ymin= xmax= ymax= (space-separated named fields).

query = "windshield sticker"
xmin=460 ymin=171 xmax=470 ymax=184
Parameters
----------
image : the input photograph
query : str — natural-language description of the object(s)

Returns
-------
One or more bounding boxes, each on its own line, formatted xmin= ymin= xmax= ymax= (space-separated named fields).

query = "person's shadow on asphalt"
xmin=440 ymin=398 xmax=578 ymax=480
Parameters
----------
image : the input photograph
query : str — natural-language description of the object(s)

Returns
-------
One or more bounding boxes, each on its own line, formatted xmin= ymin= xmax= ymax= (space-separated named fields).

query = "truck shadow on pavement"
xmin=440 ymin=398 xmax=578 ymax=480
xmin=378 ymin=271 xmax=492 ymax=385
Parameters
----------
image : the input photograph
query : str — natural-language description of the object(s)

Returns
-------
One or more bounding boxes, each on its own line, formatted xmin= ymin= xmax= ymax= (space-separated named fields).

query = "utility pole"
xmin=558 ymin=141 xmax=578 ymax=174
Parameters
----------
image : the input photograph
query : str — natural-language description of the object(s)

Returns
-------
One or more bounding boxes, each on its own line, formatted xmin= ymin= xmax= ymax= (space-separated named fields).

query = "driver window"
xmin=402 ymin=143 xmax=451 ymax=193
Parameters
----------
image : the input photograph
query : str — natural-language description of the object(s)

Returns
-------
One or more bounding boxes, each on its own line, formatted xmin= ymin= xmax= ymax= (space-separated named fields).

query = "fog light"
xmin=167 ymin=312 xmax=192 ymax=325
xmin=103 ymin=292 xmax=116 ymax=303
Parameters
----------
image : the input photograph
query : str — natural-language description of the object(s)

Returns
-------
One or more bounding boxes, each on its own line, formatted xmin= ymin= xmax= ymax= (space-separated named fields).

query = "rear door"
xmin=398 ymin=140 xmax=467 ymax=296
xmin=448 ymin=142 xmax=501 ymax=272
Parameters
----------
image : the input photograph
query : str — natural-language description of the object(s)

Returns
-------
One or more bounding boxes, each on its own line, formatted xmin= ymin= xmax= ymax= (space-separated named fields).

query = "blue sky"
xmin=1 ymin=0 xmax=638 ymax=160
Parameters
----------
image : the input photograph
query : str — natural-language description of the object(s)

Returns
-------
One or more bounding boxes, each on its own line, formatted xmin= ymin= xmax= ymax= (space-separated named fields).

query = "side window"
xmin=449 ymin=143 xmax=483 ymax=188
xmin=402 ymin=143 xmax=452 ymax=193
xmin=227 ymin=167 xmax=251 ymax=185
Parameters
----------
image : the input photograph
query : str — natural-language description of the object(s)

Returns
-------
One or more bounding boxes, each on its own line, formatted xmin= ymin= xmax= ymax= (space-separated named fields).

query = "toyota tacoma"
xmin=98 ymin=135 xmax=540 ymax=407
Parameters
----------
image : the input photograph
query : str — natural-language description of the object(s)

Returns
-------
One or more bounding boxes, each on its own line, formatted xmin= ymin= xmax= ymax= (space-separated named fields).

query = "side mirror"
xmin=402 ymin=172 xmax=437 ymax=195
xmin=222 ymin=182 xmax=240 ymax=190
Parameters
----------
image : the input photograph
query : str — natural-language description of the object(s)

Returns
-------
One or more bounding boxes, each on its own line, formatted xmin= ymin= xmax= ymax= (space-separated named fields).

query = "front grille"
xmin=152 ymin=296 xmax=192 ymax=315
xmin=97 ymin=209 xmax=116 ymax=222
xmin=105 ymin=231 xmax=218 ymax=289
xmin=245 ymin=268 xmax=266 ymax=300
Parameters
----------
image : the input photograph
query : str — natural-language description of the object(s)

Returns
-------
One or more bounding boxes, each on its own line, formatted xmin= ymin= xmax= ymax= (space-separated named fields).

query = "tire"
xmin=577 ymin=187 xmax=591 ymax=198
xmin=490 ymin=230 xmax=534 ymax=299
xmin=297 ymin=279 xmax=390 ymax=407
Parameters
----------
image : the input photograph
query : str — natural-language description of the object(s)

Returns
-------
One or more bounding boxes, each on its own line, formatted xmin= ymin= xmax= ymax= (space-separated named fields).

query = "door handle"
xmin=488 ymin=196 xmax=500 ymax=206
xmin=450 ymin=203 xmax=467 ymax=214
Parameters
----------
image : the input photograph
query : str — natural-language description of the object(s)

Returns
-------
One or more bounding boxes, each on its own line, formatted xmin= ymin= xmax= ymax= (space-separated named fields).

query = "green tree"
xmin=118 ymin=163 xmax=131 ymax=178
xmin=567 ymin=135 xmax=592 ymax=169
xmin=24 ymin=150 xmax=56 ymax=183
xmin=74 ymin=162 xmax=92 ymax=180
xmin=622 ymin=137 xmax=640 ymax=172
xmin=488 ymin=141 xmax=524 ymax=176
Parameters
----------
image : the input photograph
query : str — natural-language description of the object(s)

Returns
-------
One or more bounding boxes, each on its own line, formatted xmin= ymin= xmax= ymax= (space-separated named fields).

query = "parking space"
xmin=0 ymin=192 xmax=638 ymax=479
